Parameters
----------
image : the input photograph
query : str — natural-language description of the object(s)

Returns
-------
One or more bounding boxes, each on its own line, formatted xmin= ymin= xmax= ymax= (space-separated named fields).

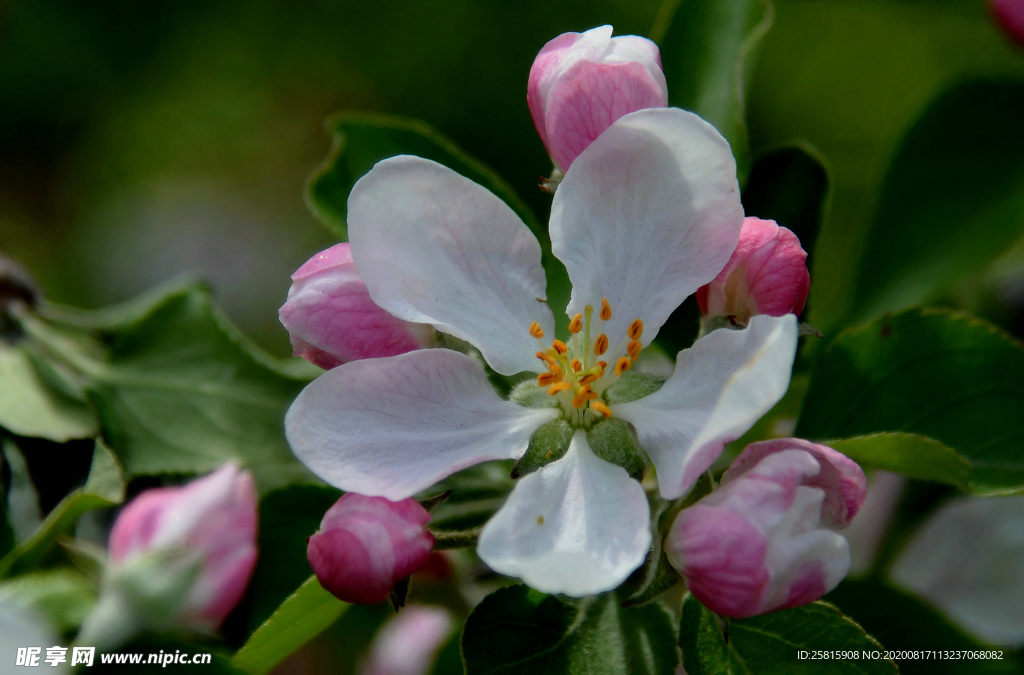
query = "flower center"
xmin=528 ymin=298 xmax=643 ymax=427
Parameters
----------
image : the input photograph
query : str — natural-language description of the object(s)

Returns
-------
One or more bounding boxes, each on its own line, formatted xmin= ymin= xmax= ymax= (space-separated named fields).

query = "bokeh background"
xmin=3 ymin=0 xmax=1024 ymax=672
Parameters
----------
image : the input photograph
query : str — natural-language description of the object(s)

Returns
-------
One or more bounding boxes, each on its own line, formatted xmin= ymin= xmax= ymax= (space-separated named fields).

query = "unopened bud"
xmin=528 ymin=25 xmax=667 ymax=173
xmin=307 ymin=493 xmax=435 ymax=605
xmin=280 ymin=243 xmax=433 ymax=369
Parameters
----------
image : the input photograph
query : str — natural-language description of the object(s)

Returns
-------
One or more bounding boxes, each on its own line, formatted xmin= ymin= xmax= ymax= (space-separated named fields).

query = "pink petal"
xmin=724 ymin=438 xmax=868 ymax=529
xmin=991 ymin=0 xmax=1024 ymax=46
xmin=280 ymin=244 xmax=433 ymax=368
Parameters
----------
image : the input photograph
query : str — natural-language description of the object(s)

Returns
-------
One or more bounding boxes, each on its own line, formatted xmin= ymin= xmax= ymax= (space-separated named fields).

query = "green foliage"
xmin=462 ymin=584 xmax=678 ymax=674
xmin=679 ymin=595 xmax=896 ymax=674
xmin=245 ymin=484 xmax=342 ymax=632
xmin=655 ymin=0 xmax=774 ymax=183
xmin=306 ymin=111 xmax=540 ymax=240
xmin=0 ymin=568 xmax=97 ymax=633
xmin=0 ymin=340 xmax=97 ymax=441
xmin=18 ymin=281 xmax=314 ymax=491
xmin=826 ymin=580 xmax=1019 ymax=675
xmin=828 ymin=433 xmax=972 ymax=491
xmin=796 ymin=309 xmax=1024 ymax=495
xmin=849 ymin=81 xmax=1024 ymax=324
xmin=749 ymin=0 xmax=1024 ymax=335
xmin=232 ymin=575 xmax=349 ymax=675
xmin=0 ymin=439 xmax=124 ymax=578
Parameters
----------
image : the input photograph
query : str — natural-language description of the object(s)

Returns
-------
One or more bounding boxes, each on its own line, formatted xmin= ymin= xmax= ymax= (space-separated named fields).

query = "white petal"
xmin=348 ymin=156 xmax=554 ymax=376
xmin=613 ymin=314 xmax=798 ymax=499
xmin=285 ymin=349 xmax=558 ymax=500
xmin=551 ymin=107 xmax=743 ymax=346
xmin=477 ymin=431 xmax=651 ymax=597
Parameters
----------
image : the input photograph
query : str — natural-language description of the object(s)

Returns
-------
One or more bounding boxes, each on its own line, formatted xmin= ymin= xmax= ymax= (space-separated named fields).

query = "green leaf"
xmin=1 ymin=439 xmax=42 ymax=544
xmin=748 ymin=1 xmax=1024 ymax=335
xmin=679 ymin=595 xmax=896 ymax=674
xmin=828 ymin=433 xmax=972 ymax=490
xmin=0 ymin=439 xmax=124 ymax=577
xmin=245 ymin=484 xmax=341 ymax=632
xmin=306 ymin=111 xmax=540 ymax=240
xmin=849 ymin=80 xmax=1024 ymax=324
xmin=796 ymin=309 xmax=1024 ymax=495
xmin=20 ymin=281 xmax=313 ymax=492
xmin=0 ymin=340 xmax=97 ymax=441
xmin=0 ymin=568 xmax=97 ymax=632
xmin=826 ymin=579 xmax=1019 ymax=675
xmin=232 ymin=575 xmax=348 ymax=675
xmin=655 ymin=0 xmax=774 ymax=183
xmin=462 ymin=584 xmax=678 ymax=675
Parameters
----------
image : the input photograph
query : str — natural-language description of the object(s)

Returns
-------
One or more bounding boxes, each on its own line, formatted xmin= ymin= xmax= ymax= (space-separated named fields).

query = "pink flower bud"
xmin=307 ymin=493 xmax=435 ymax=605
xmin=528 ymin=25 xmax=668 ymax=172
xmin=108 ymin=464 xmax=258 ymax=629
xmin=358 ymin=605 xmax=453 ymax=675
xmin=696 ymin=218 xmax=810 ymax=326
xmin=664 ymin=440 xmax=866 ymax=618
xmin=279 ymin=243 xmax=434 ymax=369
xmin=991 ymin=0 xmax=1024 ymax=47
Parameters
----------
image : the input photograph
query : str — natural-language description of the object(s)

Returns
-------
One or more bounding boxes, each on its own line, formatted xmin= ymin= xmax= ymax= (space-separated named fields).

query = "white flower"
xmin=285 ymin=108 xmax=798 ymax=596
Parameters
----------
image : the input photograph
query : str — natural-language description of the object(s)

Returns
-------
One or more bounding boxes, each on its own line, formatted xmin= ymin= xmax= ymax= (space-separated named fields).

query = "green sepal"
xmin=603 ymin=372 xmax=666 ymax=405
xmin=508 ymin=379 xmax=560 ymax=410
xmin=511 ymin=419 xmax=573 ymax=479
xmin=587 ymin=419 xmax=645 ymax=481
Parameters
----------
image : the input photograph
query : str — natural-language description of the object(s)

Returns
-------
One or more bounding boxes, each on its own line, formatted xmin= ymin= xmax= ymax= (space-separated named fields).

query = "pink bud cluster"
xmin=665 ymin=439 xmax=866 ymax=618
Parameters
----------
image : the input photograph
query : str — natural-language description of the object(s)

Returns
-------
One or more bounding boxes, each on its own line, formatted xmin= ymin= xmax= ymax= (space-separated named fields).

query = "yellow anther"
xmin=529 ymin=321 xmax=545 ymax=339
xmin=594 ymin=334 xmax=609 ymax=356
xmin=627 ymin=340 xmax=642 ymax=361
xmin=614 ymin=357 xmax=632 ymax=376
xmin=628 ymin=319 xmax=644 ymax=341
xmin=548 ymin=382 xmax=571 ymax=395
xmin=579 ymin=373 xmax=599 ymax=386
xmin=600 ymin=298 xmax=613 ymax=321
xmin=568 ymin=313 xmax=583 ymax=334
xmin=551 ymin=340 xmax=568 ymax=355
xmin=550 ymin=363 xmax=564 ymax=382
xmin=591 ymin=401 xmax=612 ymax=418
xmin=597 ymin=360 xmax=608 ymax=371
xmin=536 ymin=351 xmax=556 ymax=366
xmin=570 ymin=359 xmax=582 ymax=372
xmin=571 ymin=385 xmax=598 ymax=408
xmin=537 ymin=372 xmax=556 ymax=386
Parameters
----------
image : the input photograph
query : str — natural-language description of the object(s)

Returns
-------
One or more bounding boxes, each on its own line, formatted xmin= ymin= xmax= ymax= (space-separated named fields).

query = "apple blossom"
xmin=528 ymin=25 xmax=668 ymax=174
xmin=307 ymin=493 xmax=435 ymax=605
xmin=285 ymin=107 xmax=799 ymax=596
xmin=696 ymin=217 xmax=810 ymax=328
xmin=664 ymin=439 xmax=866 ymax=618
xmin=279 ymin=243 xmax=434 ymax=369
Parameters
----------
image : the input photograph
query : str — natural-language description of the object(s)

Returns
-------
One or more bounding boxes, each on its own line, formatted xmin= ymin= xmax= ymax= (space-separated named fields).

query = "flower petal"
xmin=550 ymin=107 xmax=743 ymax=346
xmin=477 ymin=430 xmax=650 ymax=597
xmin=723 ymin=438 xmax=868 ymax=530
xmin=285 ymin=349 xmax=559 ymax=500
xmin=613 ymin=314 xmax=798 ymax=499
xmin=347 ymin=156 xmax=553 ymax=376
